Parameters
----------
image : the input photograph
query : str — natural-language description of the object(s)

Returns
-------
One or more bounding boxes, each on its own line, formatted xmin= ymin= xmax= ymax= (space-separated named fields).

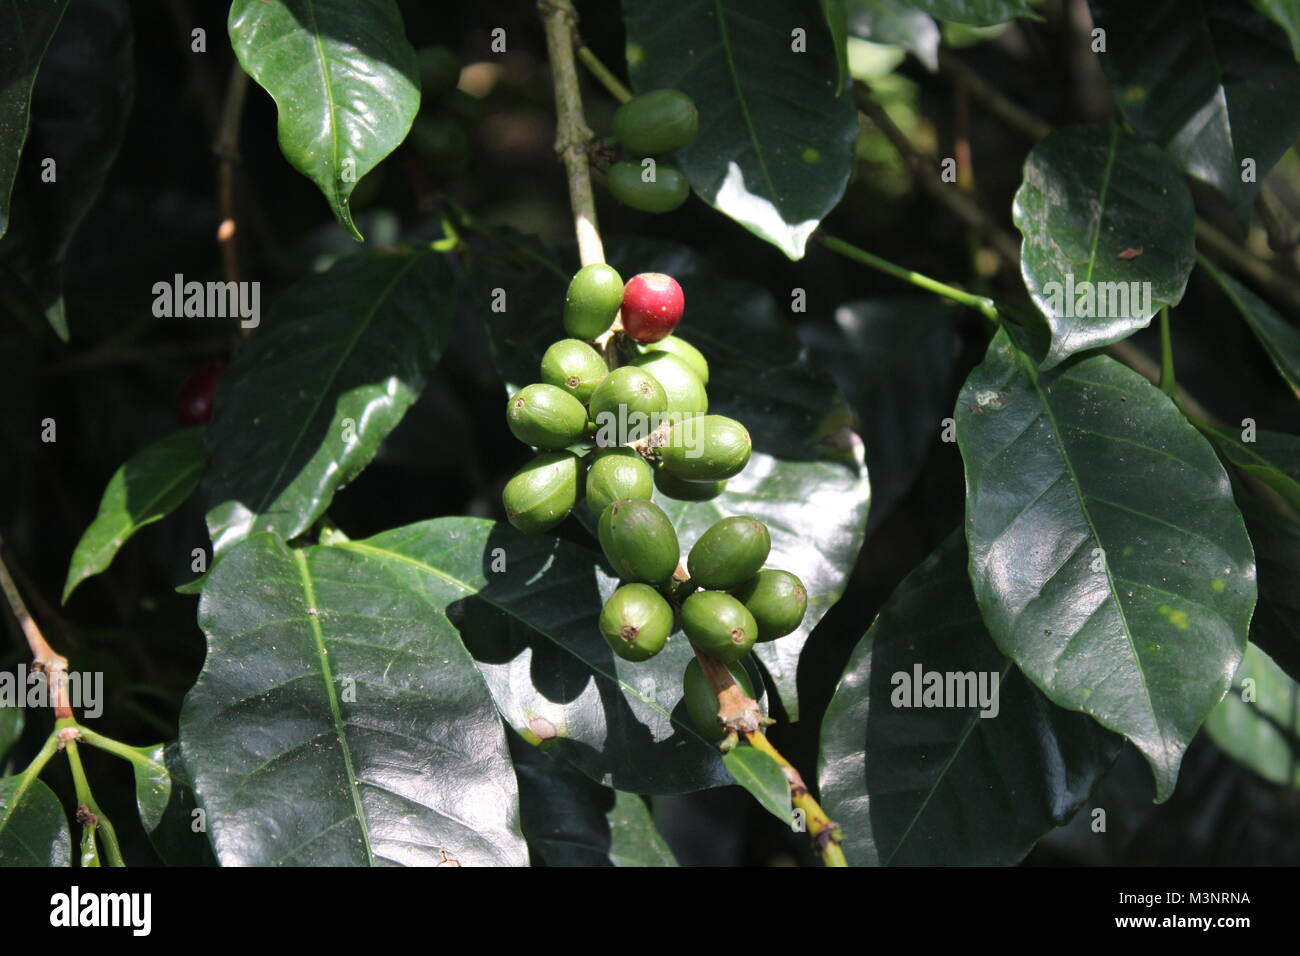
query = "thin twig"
xmin=0 ymin=535 xmax=70 ymax=717
xmin=214 ymin=62 xmax=250 ymax=306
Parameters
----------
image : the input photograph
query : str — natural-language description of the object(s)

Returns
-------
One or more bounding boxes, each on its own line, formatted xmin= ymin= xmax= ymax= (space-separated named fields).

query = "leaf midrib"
xmin=713 ymin=0 xmax=780 ymax=204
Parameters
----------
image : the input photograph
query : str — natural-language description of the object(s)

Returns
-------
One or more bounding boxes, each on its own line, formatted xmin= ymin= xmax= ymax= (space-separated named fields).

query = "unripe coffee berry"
xmin=600 ymin=583 xmax=674 ymax=661
xmin=588 ymin=366 xmax=668 ymax=438
xmin=642 ymin=334 xmax=709 ymax=385
xmin=598 ymin=498 xmax=680 ymax=584
xmin=540 ymin=338 xmax=607 ymax=403
xmin=177 ymin=360 xmax=228 ymax=427
xmin=630 ymin=351 xmax=707 ymax=423
xmin=586 ymin=448 xmax=654 ymax=517
xmin=506 ymin=383 xmax=588 ymax=449
xmin=688 ymin=516 xmax=771 ymax=590
xmin=612 ymin=89 xmax=700 ymax=156
xmin=608 ymin=162 xmax=690 ymax=214
xmin=502 ymin=451 xmax=583 ymax=534
xmin=654 ymin=470 xmax=727 ymax=502
xmin=733 ymin=569 xmax=807 ymax=642
xmin=682 ymin=657 xmax=757 ymax=740
xmin=621 ymin=273 xmax=684 ymax=344
xmin=681 ymin=591 xmax=758 ymax=663
xmin=661 ymin=414 xmax=751 ymax=481
xmin=564 ymin=263 xmax=624 ymax=340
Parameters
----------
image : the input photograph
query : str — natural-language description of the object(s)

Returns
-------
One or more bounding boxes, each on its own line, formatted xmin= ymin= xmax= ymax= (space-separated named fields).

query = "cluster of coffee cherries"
xmin=604 ymin=89 xmax=699 ymax=214
xmin=500 ymin=264 xmax=808 ymax=739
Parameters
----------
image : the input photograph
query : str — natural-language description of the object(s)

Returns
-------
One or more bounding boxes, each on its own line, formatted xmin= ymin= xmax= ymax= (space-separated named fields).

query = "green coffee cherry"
xmin=612 ymin=89 xmax=700 ymax=156
xmin=630 ymin=352 xmax=707 ymax=424
xmin=598 ymin=498 xmax=680 ymax=584
xmin=643 ymin=335 xmax=709 ymax=385
xmin=443 ymin=89 xmax=484 ymax=125
xmin=681 ymin=591 xmax=757 ymax=663
xmin=505 ymin=383 xmax=588 ymax=449
xmin=654 ymin=470 xmax=726 ymax=502
xmin=563 ymin=263 xmax=624 ymax=340
xmin=418 ymin=47 xmax=462 ymax=101
xmin=734 ymin=570 xmax=808 ymax=642
xmin=688 ymin=516 xmax=771 ymax=590
xmin=587 ymin=448 xmax=653 ymax=517
xmin=589 ymin=366 xmax=668 ymax=437
xmin=661 ymin=414 xmax=751 ymax=481
xmin=682 ymin=658 xmax=756 ymax=740
xmin=502 ymin=451 xmax=582 ymax=533
xmin=608 ymin=161 xmax=689 ymax=214
xmin=540 ymin=339 xmax=607 ymax=403
xmin=410 ymin=114 xmax=470 ymax=178
xmin=599 ymin=583 xmax=674 ymax=661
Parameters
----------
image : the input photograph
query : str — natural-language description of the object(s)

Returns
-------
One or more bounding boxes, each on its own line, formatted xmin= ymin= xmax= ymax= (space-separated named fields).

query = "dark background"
xmin=2 ymin=0 xmax=1298 ymax=866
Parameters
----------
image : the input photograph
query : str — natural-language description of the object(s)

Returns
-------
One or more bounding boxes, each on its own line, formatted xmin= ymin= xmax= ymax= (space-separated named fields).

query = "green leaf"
xmin=846 ymin=0 xmax=941 ymax=71
xmin=821 ymin=0 xmax=851 ymax=93
xmin=0 ymin=0 xmax=133 ymax=340
xmin=1255 ymin=0 xmax=1300 ymax=60
xmin=204 ymin=248 xmax=455 ymax=556
xmin=1088 ymin=0 xmax=1300 ymax=220
xmin=0 ymin=0 xmax=68 ymax=238
xmin=818 ymin=532 xmax=1121 ymax=865
xmin=180 ymin=532 xmax=527 ymax=866
xmin=63 ymin=430 xmax=207 ymax=602
xmin=723 ymin=747 xmax=792 ymax=825
xmin=510 ymin=736 xmax=677 ymax=866
xmin=1238 ymin=496 xmax=1300 ymax=683
xmin=0 ymin=710 xmax=21 ymax=768
xmin=336 ymin=519 xmax=734 ymax=794
xmin=481 ymin=237 xmax=871 ymax=720
xmin=1206 ymin=643 xmax=1299 ymax=788
xmin=227 ymin=0 xmax=419 ymax=241
xmin=1201 ymin=257 xmax=1300 ymax=400
xmin=622 ymin=0 xmax=858 ymax=259
xmin=144 ymin=743 xmax=216 ymax=866
xmin=125 ymin=744 xmax=172 ymax=834
xmin=0 ymin=775 xmax=70 ymax=866
xmin=1201 ymin=422 xmax=1300 ymax=512
xmin=903 ymin=1 xmax=1041 ymax=25
xmin=1013 ymin=125 xmax=1196 ymax=369
xmin=955 ymin=331 xmax=1257 ymax=801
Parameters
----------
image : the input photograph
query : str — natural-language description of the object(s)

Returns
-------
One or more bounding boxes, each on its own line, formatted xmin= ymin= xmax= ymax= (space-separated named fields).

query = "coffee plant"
xmin=1 ymin=0 xmax=1298 ymax=872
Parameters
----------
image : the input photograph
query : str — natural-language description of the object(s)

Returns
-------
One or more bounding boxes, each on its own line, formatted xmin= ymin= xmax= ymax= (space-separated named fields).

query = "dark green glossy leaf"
xmin=955 ymin=331 xmax=1256 ymax=801
xmin=1255 ymin=0 xmax=1300 ymax=59
xmin=0 ymin=775 xmax=70 ymax=866
xmin=510 ymin=736 xmax=677 ymax=866
xmin=180 ymin=532 xmax=526 ymax=866
xmin=800 ymin=296 xmax=955 ymax=531
xmin=63 ymin=430 xmax=207 ymax=602
xmin=622 ymin=0 xmax=858 ymax=259
xmin=228 ymin=0 xmax=419 ymax=241
xmin=145 ymin=743 xmax=216 ymax=866
xmin=821 ymin=0 xmax=851 ymax=93
xmin=1089 ymin=0 xmax=1300 ymax=219
xmin=846 ymin=0 xmax=941 ymax=71
xmin=335 ymin=518 xmax=733 ymax=794
xmin=1206 ymin=643 xmax=1299 ymax=788
xmin=723 ymin=747 xmax=792 ymax=825
xmin=818 ymin=531 xmax=1121 ymax=866
xmin=204 ymin=248 xmax=455 ymax=556
xmin=1239 ymin=495 xmax=1300 ymax=683
xmin=1201 ymin=422 xmax=1300 ymax=512
xmin=0 ymin=710 xmax=21 ymax=768
xmin=1201 ymin=257 xmax=1300 ymax=400
xmin=0 ymin=0 xmax=133 ymax=340
xmin=481 ymin=237 xmax=871 ymax=720
xmin=0 ymin=0 xmax=67 ymax=238
xmin=1013 ymin=125 xmax=1196 ymax=369
xmin=902 ymin=0 xmax=1040 ymax=25
xmin=125 ymin=744 xmax=171 ymax=834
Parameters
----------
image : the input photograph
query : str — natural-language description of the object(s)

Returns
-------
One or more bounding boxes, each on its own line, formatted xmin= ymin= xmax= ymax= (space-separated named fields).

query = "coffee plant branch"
xmin=0 ymin=535 xmax=70 ymax=718
xmin=547 ymin=8 xmax=847 ymax=866
xmin=214 ymin=61 xmax=250 ymax=303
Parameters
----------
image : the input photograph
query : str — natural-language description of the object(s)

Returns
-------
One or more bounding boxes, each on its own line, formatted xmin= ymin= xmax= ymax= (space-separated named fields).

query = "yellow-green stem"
xmin=818 ymin=234 xmax=999 ymax=320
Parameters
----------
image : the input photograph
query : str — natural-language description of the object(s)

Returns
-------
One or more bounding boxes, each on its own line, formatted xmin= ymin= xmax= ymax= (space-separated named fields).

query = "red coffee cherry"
xmin=621 ymin=273 xmax=684 ymax=343
xmin=176 ymin=360 xmax=228 ymax=427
